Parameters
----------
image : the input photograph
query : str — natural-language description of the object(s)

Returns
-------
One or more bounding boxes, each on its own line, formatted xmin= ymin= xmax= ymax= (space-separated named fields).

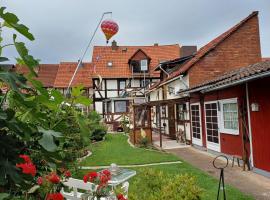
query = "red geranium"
xmin=16 ymin=162 xmax=37 ymax=177
xmin=46 ymin=193 xmax=64 ymax=200
xmin=37 ymin=177 xmax=43 ymax=185
xmin=64 ymin=170 xmax=71 ymax=178
xmin=19 ymin=154 xmax=32 ymax=163
xmin=117 ymin=193 xmax=127 ymax=200
xmin=47 ymin=172 xmax=60 ymax=184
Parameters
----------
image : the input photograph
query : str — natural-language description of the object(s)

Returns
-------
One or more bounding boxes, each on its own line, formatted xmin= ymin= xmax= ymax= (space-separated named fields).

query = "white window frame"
xmin=140 ymin=59 xmax=148 ymax=71
xmin=219 ymin=98 xmax=239 ymax=135
xmin=190 ymin=103 xmax=203 ymax=146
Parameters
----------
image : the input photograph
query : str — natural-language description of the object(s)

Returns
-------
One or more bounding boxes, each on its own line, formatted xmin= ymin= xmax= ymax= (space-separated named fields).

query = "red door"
xmin=249 ymin=77 xmax=270 ymax=172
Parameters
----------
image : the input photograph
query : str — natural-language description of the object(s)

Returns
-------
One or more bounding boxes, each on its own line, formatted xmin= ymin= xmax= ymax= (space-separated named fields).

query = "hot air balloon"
xmin=101 ymin=19 xmax=119 ymax=43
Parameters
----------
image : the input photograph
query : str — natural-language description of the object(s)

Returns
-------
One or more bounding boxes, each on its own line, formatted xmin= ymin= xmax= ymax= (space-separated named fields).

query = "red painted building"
xmin=181 ymin=61 xmax=270 ymax=177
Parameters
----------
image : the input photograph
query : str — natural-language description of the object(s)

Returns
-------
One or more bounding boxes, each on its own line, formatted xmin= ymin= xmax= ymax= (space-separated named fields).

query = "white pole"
xmin=246 ymin=82 xmax=254 ymax=168
xmin=66 ymin=12 xmax=112 ymax=96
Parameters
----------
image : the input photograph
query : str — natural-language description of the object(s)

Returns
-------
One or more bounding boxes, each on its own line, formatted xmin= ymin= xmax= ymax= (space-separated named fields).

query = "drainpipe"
xmin=246 ymin=82 xmax=254 ymax=168
xmin=158 ymin=64 xmax=170 ymax=77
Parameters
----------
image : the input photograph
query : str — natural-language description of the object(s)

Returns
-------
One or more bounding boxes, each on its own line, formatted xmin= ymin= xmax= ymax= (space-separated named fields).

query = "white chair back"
xmin=61 ymin=178 xmax=97 ymax=200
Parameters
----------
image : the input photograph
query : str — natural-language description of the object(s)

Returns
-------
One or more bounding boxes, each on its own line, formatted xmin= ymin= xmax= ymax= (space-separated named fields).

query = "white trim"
xmin=204 ymin=101 xmax=221 ymax=152
xmin=219 ymin=98 xmax=240 ymax=135
xmin=246 ymin=83 xmax=254 ymax=167
xmin=190 ymin=103 xmax=203 ymax=146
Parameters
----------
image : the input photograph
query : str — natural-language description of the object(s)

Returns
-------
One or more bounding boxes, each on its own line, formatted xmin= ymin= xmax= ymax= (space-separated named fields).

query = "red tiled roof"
xmin=160 ymin=11 xmax=259 ymax=86
xmin=181 ymin=61 xmax=270 ymax=93
xmin=54 ymin=62 xmax=93 ymax=88
xmin=262 ymin=58 xmax=270 ymax=61
xmin=16 ymin=64 xmax=59 ymax=87
xmin=91 ymin=44 xmax=180 ymax=78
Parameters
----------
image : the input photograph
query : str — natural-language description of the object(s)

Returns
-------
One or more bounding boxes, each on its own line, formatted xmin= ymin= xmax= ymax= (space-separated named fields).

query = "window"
xmin=107 ymin=61 xmax=113 ymax=67
xmin=191 ymin=104 xmax=201 ymax=140
xmin=114 ymin=100 xmax=128 ymax=113
xmin=119 ymin=80 xmax=126 ymax=90
xmin=140 ymin=59 xmax=148 ymax=71
xmin=140 ymin=79 xmax=150 ymax=88
xmin=107 ymin=102 xmax=112 ymax=113
xmin=220 ymin=98 xmax=239 ymax=135
xmin=130 ymin=60 xmax=148 ymax=73
xmin=177 ymin=104 xmax=187 ymax=121
xmin=205 ymin=102 xmax=219 ymax=144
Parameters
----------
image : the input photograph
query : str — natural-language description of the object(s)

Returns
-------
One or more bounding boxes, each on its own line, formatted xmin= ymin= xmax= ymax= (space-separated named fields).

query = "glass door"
xmin=204 ymin=101 xmax=220 ymax=152
xmin=190 ymin=103 xmax=202 ymax=146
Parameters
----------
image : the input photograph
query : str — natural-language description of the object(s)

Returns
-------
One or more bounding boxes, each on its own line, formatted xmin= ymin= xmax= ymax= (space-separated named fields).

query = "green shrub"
xmin=129 ymin=168 xmax=202 ymax=200
xmin=90 ymin=125 xmax=107 ymax=141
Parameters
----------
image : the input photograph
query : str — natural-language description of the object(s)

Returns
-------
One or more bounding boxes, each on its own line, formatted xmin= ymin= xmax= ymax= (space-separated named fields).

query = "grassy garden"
xmin=77 ymin=134 xmax=254 ymax=200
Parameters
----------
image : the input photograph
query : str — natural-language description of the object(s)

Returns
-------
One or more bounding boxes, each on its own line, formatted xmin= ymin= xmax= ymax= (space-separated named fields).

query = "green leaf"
xmin=74 ymin=96 xmax=92 ymax=106
xmin=71 ymin=85 xmax=84 ymax=97
xmin=0 ymin=111 xmax=7 ymax=120
xmin=0 ymin=57 xmax=9 ymax=62
xmin=50 ymin=89 xmax=64 ymax=104
xmin=38 ymin=127 xmax=62 ymax=152
xmin=13 ymin=34 xmax=39 ymax=76
xmin=0 ymin=71 xmax=28 ymax=93
xmin=0 ymin=7 xmax=34 ymax=40
xmin=0 ymin=193 xmax=9 ymax=200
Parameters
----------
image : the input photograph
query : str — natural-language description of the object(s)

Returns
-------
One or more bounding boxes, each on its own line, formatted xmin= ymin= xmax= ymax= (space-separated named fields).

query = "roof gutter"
xmin=201 ymin=71 xmax=270 ymax=93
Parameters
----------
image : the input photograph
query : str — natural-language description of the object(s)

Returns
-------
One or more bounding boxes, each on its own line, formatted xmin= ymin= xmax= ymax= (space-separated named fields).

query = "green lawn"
xmin=80 ymin=134 xmax=180 ymax=166
xmin=77 ymin=134 xmax=253 ymax=200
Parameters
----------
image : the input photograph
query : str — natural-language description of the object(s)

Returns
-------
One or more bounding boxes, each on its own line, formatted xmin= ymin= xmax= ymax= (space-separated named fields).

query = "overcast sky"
xmin=2 ymin=0 xmax=270 ymax=63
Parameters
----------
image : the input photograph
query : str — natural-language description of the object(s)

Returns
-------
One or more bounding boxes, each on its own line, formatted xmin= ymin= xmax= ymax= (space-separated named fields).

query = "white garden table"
xmin=107 ymin=168 xmax=136 ymax=187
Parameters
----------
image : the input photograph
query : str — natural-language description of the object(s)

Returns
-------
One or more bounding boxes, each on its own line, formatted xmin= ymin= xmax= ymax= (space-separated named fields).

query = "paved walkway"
xmin=167 ymin=147 xmax=270 ymax=200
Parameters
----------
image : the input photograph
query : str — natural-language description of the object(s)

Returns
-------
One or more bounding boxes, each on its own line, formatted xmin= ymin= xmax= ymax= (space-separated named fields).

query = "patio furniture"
xmin=61 ymin=178 xmax=97 ymax=200
xmin=232 ymin=155 xmax=242 ymax=167
xmin=108 ymin=168 xmax=136 ymax=187
xmin=121 ymin=181 xmax=129 ymax=199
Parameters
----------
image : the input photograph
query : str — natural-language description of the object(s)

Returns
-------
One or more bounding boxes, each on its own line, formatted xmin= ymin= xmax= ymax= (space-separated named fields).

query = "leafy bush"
xmin=129 ymin=168 xmax=203 ymax=200
xmin=90 ymin=125 xmax=107 ymax=141
xmin=120 ymin=115 xmax=130 ymax=133
xmin=88 ymin=111 xmax=107 ymax=142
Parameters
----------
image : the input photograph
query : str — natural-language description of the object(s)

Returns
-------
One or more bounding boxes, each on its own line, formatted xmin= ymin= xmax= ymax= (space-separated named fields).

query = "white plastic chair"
xmin=121 ymin=182 xmax=129 ymax=199
xmin=61 ymin=178 xmax=97 ymax=200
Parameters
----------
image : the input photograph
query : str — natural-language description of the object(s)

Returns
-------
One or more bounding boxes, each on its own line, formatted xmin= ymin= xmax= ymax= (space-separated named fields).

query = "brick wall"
xmin=189 ymin=15 xmax=261 ymax=87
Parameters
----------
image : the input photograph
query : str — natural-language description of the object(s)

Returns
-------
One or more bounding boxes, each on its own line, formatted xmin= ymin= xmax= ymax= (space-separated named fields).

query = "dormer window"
xmin=140 ymin=59 xmax=148 ymax=71
xmin=129 ymin=49 xmax=151 ymax=73
xmin=107 ymin=61 xmax=113 ymax=67
xmin=130 ymin=60 xmax=149 ymax=73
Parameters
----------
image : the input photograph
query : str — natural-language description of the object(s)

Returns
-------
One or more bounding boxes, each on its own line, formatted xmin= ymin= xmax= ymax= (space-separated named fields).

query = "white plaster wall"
xmin=107 ymin=91 xmax=118 ymax=98
xmin=106 ymin=80 xmax=118 ymax=90
xmin=131 ymin=79 xmax=140 ymax=87
xmin=166 ymin=75 xmax=189 ymax=100
xmin=94 ymin=91 xmax=105 ymax=98
xmin=95 ymin=101 xmax=103 ymax=114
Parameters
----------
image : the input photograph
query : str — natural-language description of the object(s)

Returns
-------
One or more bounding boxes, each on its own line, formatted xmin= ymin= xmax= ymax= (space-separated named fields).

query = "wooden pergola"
xmin=130 ymin=97 xmax=189 ymax=147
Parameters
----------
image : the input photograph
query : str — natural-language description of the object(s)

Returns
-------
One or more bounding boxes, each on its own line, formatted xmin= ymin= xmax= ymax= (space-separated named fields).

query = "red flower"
xmin=64 ymin=170 xmax=71 ymax=178
xmin=83 ymin=174 xmax=89 ymax=183
xmin=117 ymin=193 xmax=127 ymax=200
xmin=88 ymin=171 xmax=98 ymax=182
xmin=37 ymin=177 xmax=43 ymax=185
xmin=46 ymin=193 xmax=64 ymax=200
xmin=102 ymin=169 xmax=111 ymax=177
xmin=16 ymin=162 xmax=36 ymax=177
xmin=47 ymin=172 xmax=60 ymax=184
xmin=19 ymin=154 xmax=32 ymax=163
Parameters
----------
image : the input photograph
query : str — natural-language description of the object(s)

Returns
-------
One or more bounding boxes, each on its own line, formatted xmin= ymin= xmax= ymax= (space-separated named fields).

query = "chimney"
xmin=111 ymin=40 xmax=118 ymax=50
xmin=154 ymin=43 xmax=159 ymax=46
xmin=180 ymin=46 xmax=197 ymax=57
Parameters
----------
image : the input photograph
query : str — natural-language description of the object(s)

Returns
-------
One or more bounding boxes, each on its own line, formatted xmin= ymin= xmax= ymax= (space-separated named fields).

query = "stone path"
xmin=167 ymin=147 xmax=270 ymax=200
xmin=80 ymin=161 xmax=182 ymax=170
